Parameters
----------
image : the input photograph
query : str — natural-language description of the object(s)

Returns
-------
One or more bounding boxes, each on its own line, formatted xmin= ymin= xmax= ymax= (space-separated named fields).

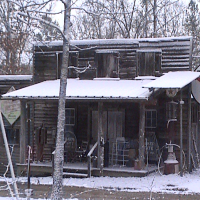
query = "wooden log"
xmin=20 ymin=100 xmax=27 ymax=164
xmin=139 ymin=103 xmax=145 ymax=169
xmin=188 ymin=84 xmax=192 ymax=172
xmin=97 ymin=102 xmax=104 ymax=176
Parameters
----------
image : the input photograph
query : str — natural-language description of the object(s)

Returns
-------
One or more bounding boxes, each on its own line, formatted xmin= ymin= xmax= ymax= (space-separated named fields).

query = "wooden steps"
xmin=63 ymin=172 xmax=88 ymax=178
xmin=63 ymin=165 xmax=88 ymax=178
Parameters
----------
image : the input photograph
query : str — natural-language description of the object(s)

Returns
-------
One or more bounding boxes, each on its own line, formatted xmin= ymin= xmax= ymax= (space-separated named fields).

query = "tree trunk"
xmin=153 ymin=0 xmax=157 ymax=38
xmin=51 ymin=0 xmax=71 ymax=199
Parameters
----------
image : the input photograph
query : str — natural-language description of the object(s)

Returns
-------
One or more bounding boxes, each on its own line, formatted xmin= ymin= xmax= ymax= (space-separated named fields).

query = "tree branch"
xmin=17 ymin=11 xmax=67 ymax=42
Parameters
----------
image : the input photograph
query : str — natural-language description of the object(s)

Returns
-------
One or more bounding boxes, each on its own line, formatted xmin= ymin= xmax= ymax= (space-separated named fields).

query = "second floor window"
xmin=137 ymin=50 xmax=161 ymax=76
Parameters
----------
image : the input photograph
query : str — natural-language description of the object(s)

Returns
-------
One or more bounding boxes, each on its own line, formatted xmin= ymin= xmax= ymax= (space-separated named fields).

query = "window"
xmin=145 ymin=110 xmax=157 ymax=128
xmin=65 ymin=108 xmax=75 ymax=125
xmin=68 ymin=52 xmax=79 ymax=78
xmin=137 ymin=50 xmax=162 ymax=76
xmin=166 ymin=101 xmax=178 ymax=120
xmin=96 ymin=50 xmax=119 ymax=78
xmin=5 ymin=128 xmax=20 ymax=145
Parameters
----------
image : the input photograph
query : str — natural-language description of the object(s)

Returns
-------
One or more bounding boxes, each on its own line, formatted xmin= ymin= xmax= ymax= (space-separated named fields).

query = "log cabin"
xmin=1 ymin=36 xmax=200 ymax=177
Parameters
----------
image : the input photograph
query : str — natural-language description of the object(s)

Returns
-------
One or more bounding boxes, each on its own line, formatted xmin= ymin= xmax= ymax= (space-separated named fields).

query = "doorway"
xmin=92 ymin=110 xmax=125 ymax=163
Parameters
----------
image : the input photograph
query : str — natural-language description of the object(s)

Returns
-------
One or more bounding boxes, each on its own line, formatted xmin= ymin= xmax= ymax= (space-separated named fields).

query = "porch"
xmin=16 ymin=162 xmax=158 ymax=178
xmin=2 ymin=72 xmax=200 ymax=178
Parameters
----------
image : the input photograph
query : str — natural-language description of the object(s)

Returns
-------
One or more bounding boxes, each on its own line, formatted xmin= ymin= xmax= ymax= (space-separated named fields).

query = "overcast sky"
xmin=52 ymin=0 xmax=194 ymax=32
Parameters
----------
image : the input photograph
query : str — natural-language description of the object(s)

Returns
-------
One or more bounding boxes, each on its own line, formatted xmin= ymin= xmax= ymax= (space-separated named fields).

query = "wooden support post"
xmin=87 ymin=104 xmax=91 ymax=143
xmin=20 ymin=101 xmax=27 ymax=164
xmin=0 ymin=112 xmax=19 ymax=199
xmin=97 ymin=102 xmax=104 ymax=176
xmin=139 ymin=103 xmax=145 ymax=169
xmin=188 ymin=84 xmax=192 ymax=173
xmin=180 ymin=91 xmax=184 ymax=177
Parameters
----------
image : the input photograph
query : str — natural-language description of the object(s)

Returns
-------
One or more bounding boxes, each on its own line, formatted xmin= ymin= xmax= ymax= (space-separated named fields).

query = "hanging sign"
xmin=0 ymin=87 xmax=21 ymax=125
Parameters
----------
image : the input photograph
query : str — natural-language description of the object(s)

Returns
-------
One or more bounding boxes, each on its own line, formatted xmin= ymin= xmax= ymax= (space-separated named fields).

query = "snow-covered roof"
xmin=34 ymin=39 xmax=139 ymax=47
xmin=138 ymin=36 xmax=192 ymax=42
xmin=2 ymin=78 xmax=153 ymax=100
xmin=34 ymin=36 xmax=192 ymax=48
xmin=137 ymin=49 xmax=162 ymax=53
xmin=143 ymin=71 xmax=200 ymax=89
xmin=0 ymin=75 xmax=32 ymax=81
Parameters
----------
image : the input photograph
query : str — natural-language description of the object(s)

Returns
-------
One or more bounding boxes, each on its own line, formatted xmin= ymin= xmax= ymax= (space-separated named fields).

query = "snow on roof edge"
xmin=2 ymin=79 xmax=153 ymax=100
xmin=0 ymin=75 xmax=32 ymax=81
xmin=34 ymin=39 xmax=139 ymax=47
xmin=34 ymin=36 xmax=192 ymax=47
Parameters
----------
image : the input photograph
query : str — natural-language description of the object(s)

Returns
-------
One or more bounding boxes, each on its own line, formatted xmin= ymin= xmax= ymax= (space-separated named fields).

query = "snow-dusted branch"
xmin=17 ymin=11 xmax=67 ymax=42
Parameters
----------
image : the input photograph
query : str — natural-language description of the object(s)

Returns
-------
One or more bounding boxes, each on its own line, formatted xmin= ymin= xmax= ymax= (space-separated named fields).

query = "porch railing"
xmin=87 ymin=142 xmax=98 ymax=177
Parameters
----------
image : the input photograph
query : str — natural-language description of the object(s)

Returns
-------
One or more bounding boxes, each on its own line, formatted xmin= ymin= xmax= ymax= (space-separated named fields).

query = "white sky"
xmin=52 ymin=0 xmax=193 ymax=31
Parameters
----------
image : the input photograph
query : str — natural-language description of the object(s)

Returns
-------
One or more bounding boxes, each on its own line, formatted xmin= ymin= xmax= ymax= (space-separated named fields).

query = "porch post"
xmin=180 ymin=91 xmax=184 ymax=177
xmin=188 ymin=84 xmax=192 ymax=173
xmin=97 ymin=102 xmax=104 ymax=176
xmin=20 ymin=100 xmax=27 ymax=164
xmin=139 ymin=102 xmax=145 ymax=168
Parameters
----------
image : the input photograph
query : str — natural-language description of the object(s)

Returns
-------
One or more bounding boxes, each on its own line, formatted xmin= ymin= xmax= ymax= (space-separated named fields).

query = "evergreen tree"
xmin=35 ymin=15 xmax=62 ymax=41
xmin=184 ymin=0 xmax=200 ymax=70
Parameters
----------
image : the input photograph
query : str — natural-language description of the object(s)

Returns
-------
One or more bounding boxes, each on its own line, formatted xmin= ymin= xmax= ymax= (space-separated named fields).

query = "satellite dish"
xmin=192 ymin=77 xmax=200 ymax=104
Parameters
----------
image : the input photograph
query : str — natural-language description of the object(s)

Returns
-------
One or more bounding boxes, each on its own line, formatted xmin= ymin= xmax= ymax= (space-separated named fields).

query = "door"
xmin=108 ymin=111 xmax=123 ymax=145
xmin=92 ymin=111 xmax=107 ymax=143
xmin=92 ymin=110 xmax=125 ymax=163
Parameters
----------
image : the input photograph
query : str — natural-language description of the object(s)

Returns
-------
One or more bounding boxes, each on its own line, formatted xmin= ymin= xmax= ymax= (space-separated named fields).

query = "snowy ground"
xmin=0 ymin=168 xmax=200 ymax=199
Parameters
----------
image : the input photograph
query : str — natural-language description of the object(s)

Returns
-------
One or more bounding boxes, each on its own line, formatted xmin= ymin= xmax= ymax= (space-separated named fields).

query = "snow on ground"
xmin=26 ymin=169 xmax=200 ymax=195
xmin=1 ymin=169 xmax=200 ymax=195
xmin=0 ymin=168 xmax=200 ymax=199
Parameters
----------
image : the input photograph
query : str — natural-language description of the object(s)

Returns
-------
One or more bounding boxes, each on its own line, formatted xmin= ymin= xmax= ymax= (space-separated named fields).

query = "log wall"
xmin=34 ymin=37 xmax=192 ymax=83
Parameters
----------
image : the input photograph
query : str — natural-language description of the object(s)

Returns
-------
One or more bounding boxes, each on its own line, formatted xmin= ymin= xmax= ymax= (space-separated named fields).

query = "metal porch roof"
xmin=0 ymin=75 xmax=32 ymax=81
xmin=142 ymin=71 xmax=200 ymax=89
xmin=2 ymin=78 xmax=154 ymax=100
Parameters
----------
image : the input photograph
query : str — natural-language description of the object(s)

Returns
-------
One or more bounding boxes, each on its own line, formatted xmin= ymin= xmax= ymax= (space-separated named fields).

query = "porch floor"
xmin=17 ymin=162 xmax=158 ymax=178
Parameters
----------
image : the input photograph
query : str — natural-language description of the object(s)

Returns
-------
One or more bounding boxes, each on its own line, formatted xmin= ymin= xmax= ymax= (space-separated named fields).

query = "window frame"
xmin=137 ymin=49 xmax=162 ymax=76
xmin=5 ymin=127 xmax=20 ymax=145
xmin=145 ymin=109 xmax=157 ymax=129
xmin=65 ymin=108 xmax=75 ymax=126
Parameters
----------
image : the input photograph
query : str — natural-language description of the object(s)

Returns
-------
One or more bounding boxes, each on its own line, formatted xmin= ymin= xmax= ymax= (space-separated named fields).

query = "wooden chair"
xmin=75 ymin=141 xmax=88 ymax=162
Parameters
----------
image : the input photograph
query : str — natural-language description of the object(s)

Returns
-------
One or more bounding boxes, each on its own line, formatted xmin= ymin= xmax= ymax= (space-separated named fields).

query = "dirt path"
xmin=0 ymin=182 xmax=199 ymax=199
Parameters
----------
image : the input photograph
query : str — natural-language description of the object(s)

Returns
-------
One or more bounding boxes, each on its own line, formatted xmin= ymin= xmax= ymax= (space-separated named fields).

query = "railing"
xmin=87 ymin=142 xmax=98 ymax=177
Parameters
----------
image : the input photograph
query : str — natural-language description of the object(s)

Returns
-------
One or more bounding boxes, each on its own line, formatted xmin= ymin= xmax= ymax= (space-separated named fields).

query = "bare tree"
xmin=7 ymin=0 xmax=71 ymax=199
xmin=51 ymin=0 xmax=71 ymax=199
xmin=71 ymin=0 xmax=186 ymax=39
xmin=71 ymin=0 xmax=138 ymax=39
xmin=0 ymin=0 xmax=31 ymax=74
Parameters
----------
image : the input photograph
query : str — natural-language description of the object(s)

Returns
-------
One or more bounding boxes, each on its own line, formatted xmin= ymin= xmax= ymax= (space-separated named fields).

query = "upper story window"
xmin=95 ymin=50 xmax=119 ymax=78
xmin=145 ymin=109 xmax=157 ymax=128
xmin=137 ymin=49 xmax=161 ymax=76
